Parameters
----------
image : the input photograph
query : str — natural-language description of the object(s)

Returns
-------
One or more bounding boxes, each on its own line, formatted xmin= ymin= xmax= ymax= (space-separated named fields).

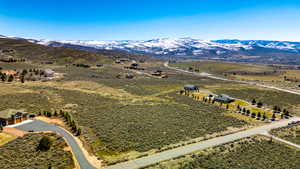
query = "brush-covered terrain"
xmin=271 ymin=124 xmax=300 ymax=145
xmin=145 ymin=136 xmax=300 ymax=169
xmin=1 ymin=38 xmax=300 ymax=165
xmin=0 ymin=133 xmax=74 ymax=169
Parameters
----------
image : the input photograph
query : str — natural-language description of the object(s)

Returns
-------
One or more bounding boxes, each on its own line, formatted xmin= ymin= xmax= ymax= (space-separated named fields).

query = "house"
xmin=2 ymin=70 xmax=17 ymax=76
xmin=43 ymin=69 xmax=55 ymax=77
xmin=115 ymin=60 xmax=122 ymax=64
xmin=130 ymin=63 xmax=139 ymax=69
xmin=124 ymin=63 xmax=144 ymax=70
xmin=125 ymin=74 xmax=134 ymax=79
xmin=0 ymin=110 xmax=28 ymax=126
xmin=152 ymin=70 xmax=163 ymax=76
xmin=213 ymin=94 xmax=235 ymax=103
xmin=119 ymin=58 xmax=130 ymax=62
xmin=152 ymin=70 xmax=168 ymax=78
xmin=184 ymin=85 xmax=199 ymax=92
xmin=0 ymin=56 xmax=17 ymax=63
xmin=41 ymin=61 xmax=54 ymax=64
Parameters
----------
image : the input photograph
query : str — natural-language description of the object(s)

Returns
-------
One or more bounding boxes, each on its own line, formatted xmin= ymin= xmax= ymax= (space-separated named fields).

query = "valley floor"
xmin=1 ymin=60 xmax=300 ymax=167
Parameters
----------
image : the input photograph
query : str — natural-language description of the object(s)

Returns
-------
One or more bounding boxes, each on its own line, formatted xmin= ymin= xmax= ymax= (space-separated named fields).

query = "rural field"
xmin=171 ymin=60 xmax=300 ymax=92
xmin=0 ymin=133 xmax=74 ymax=169
xmin=145 ymin=135 xmax=300 ymax=169
xmin=0 ymin=63 xmax=248 ymax=165
xmin=1 ymin=59 xmax=300 ymax=165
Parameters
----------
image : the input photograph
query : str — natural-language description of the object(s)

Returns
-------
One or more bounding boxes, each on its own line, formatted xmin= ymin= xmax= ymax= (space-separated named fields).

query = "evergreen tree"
xmin=257 ymin=112 xmax=261 ymax=119
xmin=273 ymin=105 xmax=278 ymax=111
xmin=272 ymin=113 xmax=276 ymax=120
xmin=76 ymin=128 xmax=82 ymax=136
xmin=257 ymin=102 xmax=263 ymax=108
xmin=252 ymin=99 xmax=256 ymax=105
xmin=7 ymin=75 xmax=14 ymax=82
xmin=285 ymin=111 xmax=290 ymax=117
xmin=242 ymin=108 xmax=246 ymax=113
xmin=21 ymin=69 xmax=28 ymax=76
xmin=20 ymin=76 xmax=25 ymax=83
xmin=54 ymin=110 xmax=58 ymax=116
xmin=246 ymin=110 xmax=250 ymax=116
xmin=0 ymin=73 xmax=5 ymax=82
xmin=278 ymin=107 xmax=281 ymax=112
xmin=262 ymin=113 xmax=267 ymax=120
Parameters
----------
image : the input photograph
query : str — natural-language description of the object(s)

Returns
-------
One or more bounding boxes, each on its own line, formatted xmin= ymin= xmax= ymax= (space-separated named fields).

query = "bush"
xmin=37 ymin=136 xmax=52 ymax=151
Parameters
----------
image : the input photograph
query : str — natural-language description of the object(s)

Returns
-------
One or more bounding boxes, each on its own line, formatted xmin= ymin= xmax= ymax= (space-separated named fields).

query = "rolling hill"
xmin=33 ymin=37 xmax=300 ymax=65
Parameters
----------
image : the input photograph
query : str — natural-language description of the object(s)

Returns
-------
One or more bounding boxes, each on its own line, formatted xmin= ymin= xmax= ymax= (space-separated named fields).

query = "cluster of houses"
xmin=115 ymin=58 xmax=131 ymax=64
xmin=183 ymin=84 xmax=235 ymax=103
xmin=0 ymin=56 xmax=26 ymax=63
xmin=0 ymin=68 xmax=55 ymax=82
xmin=0 ymin=110 xmax=32 ymax=127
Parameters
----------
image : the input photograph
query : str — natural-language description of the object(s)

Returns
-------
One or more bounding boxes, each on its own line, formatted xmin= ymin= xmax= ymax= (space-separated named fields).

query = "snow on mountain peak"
xmin=32 ymin=37 xmax=300 ymax=57
xmin=1 ymin=34 xmax=299 ymax=57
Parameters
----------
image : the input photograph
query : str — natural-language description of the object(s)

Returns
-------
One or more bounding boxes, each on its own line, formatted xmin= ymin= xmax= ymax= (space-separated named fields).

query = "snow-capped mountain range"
xmin=33 ymin=37 xmax=300 ymax=55
xmin=1 ymin=35 xmax=300 ymax=64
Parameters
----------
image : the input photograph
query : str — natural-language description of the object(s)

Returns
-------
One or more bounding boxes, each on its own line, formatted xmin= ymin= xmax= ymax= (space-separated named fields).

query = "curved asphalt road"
xmin=15 ymin=120 xmax=98 ymax=169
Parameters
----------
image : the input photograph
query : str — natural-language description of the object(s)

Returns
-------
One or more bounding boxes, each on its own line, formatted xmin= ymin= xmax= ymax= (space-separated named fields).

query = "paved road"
xmin=106 ymin=117 xmax=300 ymax=169
xmin=15 ymin=120 xmax=98 ymax=169
xmin=164 ymin=62 xmax=300 ymax=96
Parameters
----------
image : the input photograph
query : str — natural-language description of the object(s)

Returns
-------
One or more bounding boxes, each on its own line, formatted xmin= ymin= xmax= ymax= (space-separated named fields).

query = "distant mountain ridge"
xmin=1 ymin=35 xmax=300 ymax=64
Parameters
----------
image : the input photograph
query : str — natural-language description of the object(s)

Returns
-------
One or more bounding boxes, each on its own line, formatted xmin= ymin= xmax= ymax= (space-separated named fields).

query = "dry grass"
xmin=17 ymin=80 xmax=172 ymax=105
xmin=0 ymin=83 xmax=36 ymax=95
xmin=3 ymin=127 xmax=28 ymax=137
xmin=0 ymin=133 xmax=16 ymax=146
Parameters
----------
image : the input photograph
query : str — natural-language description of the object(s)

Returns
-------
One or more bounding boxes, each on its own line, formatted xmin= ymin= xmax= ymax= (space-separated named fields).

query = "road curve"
xmin=164 ymin=62 xmax=300 ymax=96
xmin=15 ymin=120 xmax=99 ymax=169
xmin=105 ymin=117 xmax=300 ymax=169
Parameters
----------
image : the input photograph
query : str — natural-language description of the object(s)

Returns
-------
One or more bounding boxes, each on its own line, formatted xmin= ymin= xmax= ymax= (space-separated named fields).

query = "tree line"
xmin=38 ymin=110 xmax=82 ymax=136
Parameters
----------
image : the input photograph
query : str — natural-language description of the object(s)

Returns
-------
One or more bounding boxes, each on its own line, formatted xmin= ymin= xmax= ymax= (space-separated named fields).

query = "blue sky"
xmin=0 ymin=0 xmax=300 ymax=41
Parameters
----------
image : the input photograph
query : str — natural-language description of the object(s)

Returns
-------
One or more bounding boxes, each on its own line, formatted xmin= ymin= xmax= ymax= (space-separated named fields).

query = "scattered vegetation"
xmin=0 ymin=133 xmax=74 ymax=169
xmin=145 ymin=136 xmax=300 ymax=169
xmin=271 ymin=124 xmax=300 ymax=145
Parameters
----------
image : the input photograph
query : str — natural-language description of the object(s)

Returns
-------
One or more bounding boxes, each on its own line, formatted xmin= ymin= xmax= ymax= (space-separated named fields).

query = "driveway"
xmin=15 ymin=120 xmax=98 ymax=169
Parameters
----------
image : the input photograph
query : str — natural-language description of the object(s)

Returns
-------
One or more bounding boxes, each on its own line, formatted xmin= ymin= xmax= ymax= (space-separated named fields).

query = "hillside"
xmin=31 ymin=38 xmax=300 ymax=65
xmin=0 ymin=38 xmax=154 ymax=64
xmin=34 ymin=38 xmax=300 ymax=65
